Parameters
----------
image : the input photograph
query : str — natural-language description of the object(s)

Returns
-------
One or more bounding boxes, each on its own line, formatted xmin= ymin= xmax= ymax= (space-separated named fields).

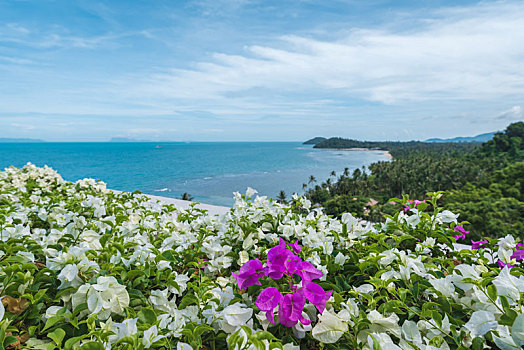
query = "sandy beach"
xmin=113 ymin=190 xmax=230 ymax=215
xmin=322 ymin=147 xmax=393 ymax=160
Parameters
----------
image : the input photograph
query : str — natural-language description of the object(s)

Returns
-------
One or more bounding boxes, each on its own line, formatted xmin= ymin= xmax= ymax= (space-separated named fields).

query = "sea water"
xmin=0 ymin=142 xmax=389 ymax=206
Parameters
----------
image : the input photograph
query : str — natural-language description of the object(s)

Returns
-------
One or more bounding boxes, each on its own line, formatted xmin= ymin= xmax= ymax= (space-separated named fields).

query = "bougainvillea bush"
xmin=0 ymin=164 xmax=523 ymax=350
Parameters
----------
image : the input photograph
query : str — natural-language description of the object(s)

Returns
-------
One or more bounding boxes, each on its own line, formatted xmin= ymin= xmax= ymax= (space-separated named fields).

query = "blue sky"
xmin=0 ymin=0 xmax=523 ymax=141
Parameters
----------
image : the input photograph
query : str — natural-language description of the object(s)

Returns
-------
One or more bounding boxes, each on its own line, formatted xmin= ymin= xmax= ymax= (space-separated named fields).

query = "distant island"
xmin=426 ymin=131 xmax=496 ymax=143
xmin=0 ymin=138 xmax=45 ymax=143
xmin=303 ymin=137 xmax=327 ymax=145
xmin=311 ymin=129 xmax=499 ymax=151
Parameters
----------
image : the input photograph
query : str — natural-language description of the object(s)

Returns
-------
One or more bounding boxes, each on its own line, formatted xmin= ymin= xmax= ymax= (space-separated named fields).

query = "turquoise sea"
xmin=0 ymin=142 xmax=389 ymax=206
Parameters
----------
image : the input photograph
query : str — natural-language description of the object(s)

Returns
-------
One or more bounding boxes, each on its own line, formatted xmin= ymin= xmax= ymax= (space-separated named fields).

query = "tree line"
xmin=305 ymin=122 xmax=524 ymax=239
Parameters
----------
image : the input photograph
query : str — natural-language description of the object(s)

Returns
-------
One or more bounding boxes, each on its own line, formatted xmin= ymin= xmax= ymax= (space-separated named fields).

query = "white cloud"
xmin=135 ymin=1 xmax=524 ymax=108
xmin=497 ymin=106 xmax=523 ymax=120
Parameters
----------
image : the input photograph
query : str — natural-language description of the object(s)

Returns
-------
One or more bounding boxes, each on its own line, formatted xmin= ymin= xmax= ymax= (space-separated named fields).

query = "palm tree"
xmin=302 ymin=183 xmax=308 ymax=190
xmin=330 ymin=170 xmax=336 ymax=177
xmin=308 ymin=175 xmax=317 ymax=184
xmin=180 ymin=192 xmax=194 ymax=201
xmin=343 ymin=167 xmax=350 ymax=177
xmin=277 ymin=190 xmax=287 ymax=204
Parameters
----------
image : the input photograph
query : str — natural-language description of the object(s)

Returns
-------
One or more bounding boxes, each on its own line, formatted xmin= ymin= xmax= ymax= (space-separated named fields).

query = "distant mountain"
xmin=0 ymin=138 xmax=45 ymax=143
xmin=303 ymin=137 xmax=327 ymax=145
xmin=426 ymin=131 xmax=496 ymax=143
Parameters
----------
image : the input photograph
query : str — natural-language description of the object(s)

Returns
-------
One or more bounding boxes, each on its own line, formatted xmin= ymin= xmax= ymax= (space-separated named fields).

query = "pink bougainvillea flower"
xmin=284 ymin=254 xmax=301 ymax=276
xmin=266 ymin=237 xmax=293 ymax=279
xmin=278 ymin=290 xmax=306 ymax=327
xmin=255 ymin=287 xmax=283 ymax=324
xmin=498 ymin=260 xmax=515 ymax=268
xmin=289 ymin=240 xmax=302 ymax=254
xmin=452 ymin=225 xmax=469 ymax=241
xmin=303 ymin=282 xmax=332 ymax=313
xmin=471 ymin=239 xmax=488 ymax=250
xmin=296 ymin=261 xmax=323 ymax=285
xmin=404 ymin=199 xmax=426 ymax=212
xmin=517 ymin=239 xmax=524 ymax=250
xmin=511 ymin=249 xmax=524 ymax=261
xmin=232 ymin=259 xmax=267 ymax=289
xmin=234 ymin=237 xmax=332 ymax=328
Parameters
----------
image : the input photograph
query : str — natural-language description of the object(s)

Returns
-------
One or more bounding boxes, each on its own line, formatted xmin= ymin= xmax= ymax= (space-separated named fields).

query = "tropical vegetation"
xmin=307 ymin=122 xmax=524 ymax=240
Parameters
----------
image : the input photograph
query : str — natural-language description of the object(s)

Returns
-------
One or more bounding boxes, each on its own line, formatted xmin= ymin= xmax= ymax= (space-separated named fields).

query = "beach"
xmin=321 ymin=147 xmax=393 ymax=160
xmin=113 ymin=190 xmax=230 ymax=215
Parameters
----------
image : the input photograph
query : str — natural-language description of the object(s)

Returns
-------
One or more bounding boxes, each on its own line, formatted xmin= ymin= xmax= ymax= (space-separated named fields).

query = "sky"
xmin=0 ymin=0 xmax=523 ymax=142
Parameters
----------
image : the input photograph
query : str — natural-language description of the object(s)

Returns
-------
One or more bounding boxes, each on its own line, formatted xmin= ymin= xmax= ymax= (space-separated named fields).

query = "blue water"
xmin=0 ymin=142 xmax=389 ymax=206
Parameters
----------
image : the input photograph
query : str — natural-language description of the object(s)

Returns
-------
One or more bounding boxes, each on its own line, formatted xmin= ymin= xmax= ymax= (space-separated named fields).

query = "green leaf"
xmin=179 ymin=294 xmax=199 ymax=309
xmin=431 ymin=311 xmax=443 ymax=328
xmin=48 ymin=328 xmax=66 ymax=347
xmin=79 ymin=342 xmax=106 ymax=350
xmin=500 ymin=308 xmax=518 ymax=326
xmin=137 ymin=307 xmax=157 ymax=325
xmin=72 ymin=302 xmax=88 ymax=317
xmin=126 ymin=270 xmax=145 ymax=280
xmin=194 ymin=324 xmax=214 ymax=338
xmin=486 ymin=284 xmax=497 ymax=301
xmin=43 ymin=315 xmax=63 ymax=331
xmin=254 ymin=331 xmax=277 ymax=342
xmin=4 ymin=336 xmax=19 ymax=347
xmin=65 ymin=336 xmax=88 ymax=350
xmin=472 ymin=337 xmax=484 ymax=350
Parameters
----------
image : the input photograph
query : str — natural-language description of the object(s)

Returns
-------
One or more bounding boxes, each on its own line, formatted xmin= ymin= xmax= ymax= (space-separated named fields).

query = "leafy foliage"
xmin=0 ymin=164 xmax=523 ymax=349
xmin=307 ymin=122 xmax=524 ymax=239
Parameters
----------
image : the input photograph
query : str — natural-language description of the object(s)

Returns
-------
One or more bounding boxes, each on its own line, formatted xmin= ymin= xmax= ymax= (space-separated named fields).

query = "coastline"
xmin=112 ymin=190 xmax=230 ymax=215
xmin=319 ymin=147 xmax=393 ymax=160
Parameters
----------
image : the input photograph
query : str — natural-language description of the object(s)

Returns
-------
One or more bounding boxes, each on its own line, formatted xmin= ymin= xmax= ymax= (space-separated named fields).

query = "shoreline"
xmin=112 ymin=190 xmax=230 ymax=215
xmin=319 ymin=147 xmax=393 ymax=160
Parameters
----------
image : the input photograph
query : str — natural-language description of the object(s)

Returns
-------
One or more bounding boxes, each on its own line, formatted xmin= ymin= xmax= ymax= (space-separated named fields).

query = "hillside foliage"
xmin=307 ymin=122 xmax=524 ymax=239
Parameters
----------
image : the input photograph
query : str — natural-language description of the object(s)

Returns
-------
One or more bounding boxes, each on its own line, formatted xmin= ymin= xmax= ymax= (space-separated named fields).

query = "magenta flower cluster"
xmin=232 ymin=238 xmax=332 ymax=327
xmin=452 ymin=225 xmax=470 ymax=241
xmin=497 ymin=239 xmax=524 ymax=268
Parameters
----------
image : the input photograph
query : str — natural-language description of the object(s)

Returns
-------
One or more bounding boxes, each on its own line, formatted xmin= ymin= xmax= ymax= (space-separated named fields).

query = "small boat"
xmin=154 ymin=145 xmax=162 ymax=149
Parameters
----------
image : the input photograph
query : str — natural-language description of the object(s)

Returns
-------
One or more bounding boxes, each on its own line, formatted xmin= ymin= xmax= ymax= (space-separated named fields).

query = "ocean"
xmin=0 ymin=142 xmax=389 ymax=206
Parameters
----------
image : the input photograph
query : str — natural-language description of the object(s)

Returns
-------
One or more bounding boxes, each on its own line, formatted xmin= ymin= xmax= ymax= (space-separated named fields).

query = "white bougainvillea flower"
xmin=334 ymin=252 xmax=347 ymax=266
xmin=464 ymin=310 xmax=498 ymax=338
xmin=493 ymin=267 xmax=524 ymax=304
xmin=72 ymin=276 xmax=129 ymax=320
xmin=493 ymin=324 xmax=520 ymax=349
xmin=220 ymin=303 xmax=253 ymax=333
xmin=401 ymin=320 xmax=422 ymax=345
xmin=435 ymin=210 xmax=459 ymax=224
xmin=177 ymin=342 xmax=193 ymax=350
xmin=0 ymin=297 xmax=4 ymax=321
xmin=143 ymin=325 xmax=165 ymax=348
xmin=366 ymin=310 xmax=401 ymax=339
xmin=109 ymin=318 xmax=138 ymax=343
xmin=429 ymin=275 xmax=456 ymax=298
xmin=245 ymin=187 xmax=258 ymax=198
xmin=511 ymin=313 xmax=524 ymax=348
xmin=354 ymin=284 xmax=374 ymax=294
xmin=312 ymin=309 xmax=348 ymax=344
xmin=498 ymin=235 xmax=516 ymax=251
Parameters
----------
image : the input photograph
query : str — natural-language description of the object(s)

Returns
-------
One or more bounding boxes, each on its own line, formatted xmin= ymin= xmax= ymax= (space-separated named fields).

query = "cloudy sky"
xmin=0 ymin=0 xmax=523 ymax=141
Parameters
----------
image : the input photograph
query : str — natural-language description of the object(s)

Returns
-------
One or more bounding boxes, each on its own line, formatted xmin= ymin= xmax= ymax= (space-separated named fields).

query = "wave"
xmin=154 ymin=188 xmax=169 ymax=192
